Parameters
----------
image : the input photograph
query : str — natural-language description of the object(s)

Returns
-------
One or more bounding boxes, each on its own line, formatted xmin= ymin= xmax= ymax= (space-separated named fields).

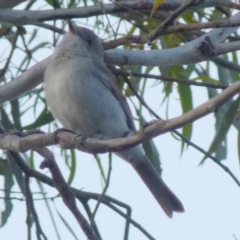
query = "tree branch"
xmin=147 ymin=0 xmax=203 ymax=44
xmin=90 ymin=155 xmax=112 ymax=227
xmin=0 ymin=57 xmax=49 ymax=106
xmin=38 ymin=148 xmax=99 ymax=240
xmin=0 ymin=0 xmax=230 ymax=26
xmin=115 ymin=69 xmax=227 ymax=89
xmin=103 ymin=20 xmax=240 ymax=49
xmin=1 ymin=8 xmax=240 ymax=107
xmin=1 ymin=80 xmax=240 ymax=156
xmin=6 ymin=150 xmax=154 ymax=238
xmin=24 ymin=175 xmax=47 ymax=240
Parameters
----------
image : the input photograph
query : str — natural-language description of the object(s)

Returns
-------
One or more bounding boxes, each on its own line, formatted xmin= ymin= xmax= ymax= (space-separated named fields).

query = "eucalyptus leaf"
xmin=200 ymin=96 xmax=240 ymax=164
xmin=23 ymin=107 xmax=54 ymax=130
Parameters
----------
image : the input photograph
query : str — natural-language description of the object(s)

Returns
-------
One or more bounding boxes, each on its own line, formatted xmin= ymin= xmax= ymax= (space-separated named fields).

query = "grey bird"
xmin=44 ymin=21 xmax=184 ymax=218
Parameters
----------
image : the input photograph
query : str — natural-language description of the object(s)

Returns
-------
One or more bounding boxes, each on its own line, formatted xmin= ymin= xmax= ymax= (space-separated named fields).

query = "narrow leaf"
xmin=95 ymin=155 xmax=106 ymax=183
xmin=54 ymin=207 xmax=78 ymax=240
xmin=201 ymin=96 xmax=240 ymax=164
xmin=151 ymin=0 xmax=165 ymax=17
xmin=178 ymin=84 xmax=193 ymax=152
xmin=23 ymin=107 xmax=54 ymax=130
xmin=137 ymin=110 xmax=162 ymax=174
xmin=67 ymin=150 xmax=76 ymax=186
xmin=0 ymin=159 xmax=14 ymax=227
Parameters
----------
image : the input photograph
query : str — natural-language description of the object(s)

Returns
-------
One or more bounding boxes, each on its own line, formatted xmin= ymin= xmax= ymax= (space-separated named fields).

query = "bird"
xmin=44 ymin=21 xmax=184 ymax=218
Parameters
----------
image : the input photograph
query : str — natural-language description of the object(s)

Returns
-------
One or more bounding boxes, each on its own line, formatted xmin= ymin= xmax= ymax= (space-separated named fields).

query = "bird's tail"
xmin=116 ymin=146 xmax=184 ymax=218
xmin=132 ymin=156 xmax=184 ymax=217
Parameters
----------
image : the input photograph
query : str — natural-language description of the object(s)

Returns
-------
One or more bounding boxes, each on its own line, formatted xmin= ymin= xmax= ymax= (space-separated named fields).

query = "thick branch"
xmin=0 ymin=57 xmax=49 ymax=105
xmin=0 ymin=1 xmax=165 ymax=25
xmin=0 ymin=5 xmax=239 ymax=107
xmin=1 ymin=81 xmax=239 ymax=154
xmin=0 ymin=0 xmax=231 ymax=26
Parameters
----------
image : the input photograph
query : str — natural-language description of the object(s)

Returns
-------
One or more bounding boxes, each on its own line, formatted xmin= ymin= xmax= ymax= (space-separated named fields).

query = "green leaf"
xmin=178 ymin=83 xmax=193 ymax=152
xmin=142 ymin=139 xmax=162 ymax=175
xmin=28 ymin=29 xmax=38 ymax=45
xmin=151 ymin=0 xmax=165 ymax=17
xmin=162 ymin=81 xmax=173 ymax=102
xmin=68 ymin=0 xmax=76 ymax=7
xmin=30 ymin=42 xmax=50 ymax=53
xmin=1 ymin=108 xmax=14 ymax=131
xmin=11 ymin=99 xmax=22 ymax=130
xmin=5 ymin=152 xmax=24 ymax=192
xmin=68 ymin=150 xmax=76 ymax=185
xmin=0 ymin=158 xmax=9 ymax=175
xmin=45 ymin=0 xmax=61 ymax=8
xmin=95 ymin=155 xmax=106 ymax=183
xmin=23 ymin=107 xmax=54 ymax=130
xmin=136 ymin=110 xmax=162 ymax=174
xmin=191 ymin=76 xmax=220 ymax=84
xmin=63 ymin=149 xmax=76 ymax=185
xmin=201 ymin=96 xmax=240 ymax=164
xmin=36 ymin=181 xmax=61 ymax=240
xmin=0 ymin=159 xmax=14 ymax=227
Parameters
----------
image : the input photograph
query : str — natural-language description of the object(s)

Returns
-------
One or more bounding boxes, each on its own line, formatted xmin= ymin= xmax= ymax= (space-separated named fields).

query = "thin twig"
xmin=123 ymin=205 xmax=131 ymax=240
xmin=24 ymin=175 xmax=32 ymax=240
xmin=114 ymin=69 xmax=227 ymax=89
xmin=103 ymin=19 xmax=240 ymax=49
xmin=91 ymin=154 xmax=112 ymax=226
xmin=118 ymin=71 xmax=240 ymax=188
xmin=0 ymin=31 xmax=19 ymax=81
xmin=8 ymin=150 xmax=151 ymax=239
xmin=212 ymin=57 xmax=240 ymax=73
xmin=25 ymin=0 xmax=36 ymax=10
xmin=99 ymin=1 xmax=116 ymax=38
xmin=19 ymin=34 xmax=33 ymax=73
xmin=147 ymin=0 xmax=203 ymax=44
xmin=106 ymin=202 xmax=155 ymax=240
xmin=82 ymin=202 xmax=102 ymax=240
xmin=32 ymin=22 xmax=65 ymax=35
xmin=24 ymin=175 xmax=48 ymax=240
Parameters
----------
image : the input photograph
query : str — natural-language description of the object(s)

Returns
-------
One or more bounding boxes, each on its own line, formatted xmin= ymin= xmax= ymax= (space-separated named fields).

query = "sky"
xmin=1 ymin=1 xmax=240 ymax=240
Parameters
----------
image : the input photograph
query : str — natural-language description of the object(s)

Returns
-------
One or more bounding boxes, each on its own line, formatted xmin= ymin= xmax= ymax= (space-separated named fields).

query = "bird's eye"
xmin=87 ymin=39 xmax=93 ymax=46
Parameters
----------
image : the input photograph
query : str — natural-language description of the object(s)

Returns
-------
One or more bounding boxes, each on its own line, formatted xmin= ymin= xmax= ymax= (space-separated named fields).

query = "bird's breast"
xmin=44 ymin=59 xmax=130 ymax=139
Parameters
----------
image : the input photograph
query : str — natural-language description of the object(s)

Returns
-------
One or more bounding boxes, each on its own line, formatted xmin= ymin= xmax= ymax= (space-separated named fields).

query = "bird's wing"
xmin=92 ymin=60 xmax=136 ymax=132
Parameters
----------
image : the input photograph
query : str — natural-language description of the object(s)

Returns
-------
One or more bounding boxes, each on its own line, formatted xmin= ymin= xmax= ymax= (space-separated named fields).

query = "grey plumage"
xmin=44 ymin=21 xmax=184 ymax=217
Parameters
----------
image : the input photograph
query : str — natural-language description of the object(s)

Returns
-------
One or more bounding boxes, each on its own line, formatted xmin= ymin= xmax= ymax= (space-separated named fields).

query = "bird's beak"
xmin=68 ymin=20 xmax=77 ymax=34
